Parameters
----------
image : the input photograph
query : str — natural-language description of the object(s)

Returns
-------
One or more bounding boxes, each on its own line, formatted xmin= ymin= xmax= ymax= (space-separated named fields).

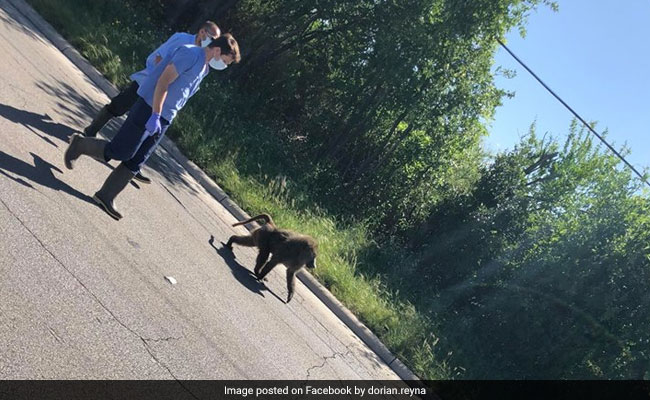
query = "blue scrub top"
xmin=137 ymin=45 xmax=209 ymax=123
xmin=130 ymin=32 xmax=196 ymax=85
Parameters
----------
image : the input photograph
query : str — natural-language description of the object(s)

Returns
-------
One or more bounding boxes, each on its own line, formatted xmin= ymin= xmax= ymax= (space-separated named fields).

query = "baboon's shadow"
xmin=208 ymin=235 xmax=286 ymax=303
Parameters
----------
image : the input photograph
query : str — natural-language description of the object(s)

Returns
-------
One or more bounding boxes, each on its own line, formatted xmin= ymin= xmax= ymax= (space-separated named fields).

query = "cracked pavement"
xmin=0 ymin=0 xmax=400 ymax=381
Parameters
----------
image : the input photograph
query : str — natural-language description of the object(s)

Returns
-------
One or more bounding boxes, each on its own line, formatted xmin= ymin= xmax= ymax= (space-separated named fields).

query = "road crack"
xmin=0 ymin=197 xmax=199 ymax=397
xmin=305 ymin=350 xmax=353 ymax=379
xmin=139 ymin=338 xmax=200 ymax=399
xmin=142 ymin=336 xmax=183 ymax=343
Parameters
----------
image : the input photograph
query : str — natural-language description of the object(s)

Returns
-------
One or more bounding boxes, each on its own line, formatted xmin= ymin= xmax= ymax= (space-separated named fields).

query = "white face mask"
xmin=209 ymin=57 xmax=228 ymax=70
xmin=201 ymin=37 xmax=212 ymax=48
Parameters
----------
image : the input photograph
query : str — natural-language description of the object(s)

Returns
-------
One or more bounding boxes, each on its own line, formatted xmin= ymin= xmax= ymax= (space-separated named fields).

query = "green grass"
xmin=25 ymin=0 xmax=452 ymax=379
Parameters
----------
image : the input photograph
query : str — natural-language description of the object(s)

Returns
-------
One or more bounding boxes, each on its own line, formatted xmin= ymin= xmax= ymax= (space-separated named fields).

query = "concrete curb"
xmin=8 ymin=0 xmax=420 ymax=381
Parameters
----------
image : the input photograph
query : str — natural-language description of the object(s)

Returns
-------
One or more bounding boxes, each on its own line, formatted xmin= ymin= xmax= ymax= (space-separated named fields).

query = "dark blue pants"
xmin=104 ymin=97 xmax=170 ymax=173
xmin=106 ymin=81 xmax=140 ymax=117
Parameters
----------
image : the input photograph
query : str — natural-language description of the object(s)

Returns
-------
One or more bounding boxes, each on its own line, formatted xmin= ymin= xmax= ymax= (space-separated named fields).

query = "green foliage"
xmin=213 ymin=0 xmax=555 ymax=234
xmin=419 ymin=124 xmax=650 ymax=378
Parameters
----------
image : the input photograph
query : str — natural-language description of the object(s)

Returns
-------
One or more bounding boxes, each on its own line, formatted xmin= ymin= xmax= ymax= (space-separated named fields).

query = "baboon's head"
xmin=306 ymin=240 xmax=318 ymax=269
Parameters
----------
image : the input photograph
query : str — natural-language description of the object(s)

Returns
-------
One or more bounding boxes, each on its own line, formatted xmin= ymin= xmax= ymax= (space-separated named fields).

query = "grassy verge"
xmin=25 ymin=0 xmax=452 ymax=379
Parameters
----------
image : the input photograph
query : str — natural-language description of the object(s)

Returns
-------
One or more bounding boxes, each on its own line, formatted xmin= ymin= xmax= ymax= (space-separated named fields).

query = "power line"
xmin=496 ymin=38 xmax=650 ymax=189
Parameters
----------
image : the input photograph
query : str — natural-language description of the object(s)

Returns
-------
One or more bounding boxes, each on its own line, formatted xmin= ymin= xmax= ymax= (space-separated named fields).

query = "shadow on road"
xmin=0 ymin=2 xmax=41 ymax=42
xmin=147 ymin=152 xmax=199 ymax=196
xmin=0 ymin=150 xmax=94 ymax=205
xmin=208 ymin=235 xmax=286 ymax=303
xmin=0 ymin=102 xmax=77 ymax=146
xmin=34 ymin=80 xmax=101 ymax=129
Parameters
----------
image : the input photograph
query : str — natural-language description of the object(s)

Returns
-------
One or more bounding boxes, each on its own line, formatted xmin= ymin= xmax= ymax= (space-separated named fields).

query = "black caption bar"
xmin=1 ymin=380 xmax=649 ymax=400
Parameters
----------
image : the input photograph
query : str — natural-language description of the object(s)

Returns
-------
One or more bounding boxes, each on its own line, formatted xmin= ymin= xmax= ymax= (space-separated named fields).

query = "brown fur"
xmin=225 ymin=214 xmax=318 ymax=303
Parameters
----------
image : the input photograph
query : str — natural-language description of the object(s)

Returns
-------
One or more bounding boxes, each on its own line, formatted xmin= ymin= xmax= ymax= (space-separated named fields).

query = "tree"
xmin=422 ymin=123 xmax=650 ymax=378
xmin=197 ymin=0 xmax=558 ymax=235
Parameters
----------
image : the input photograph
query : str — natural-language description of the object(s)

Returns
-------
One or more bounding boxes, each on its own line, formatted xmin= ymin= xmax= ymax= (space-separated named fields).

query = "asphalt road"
xmin=0 ymin=0 xmax=399 ymax=382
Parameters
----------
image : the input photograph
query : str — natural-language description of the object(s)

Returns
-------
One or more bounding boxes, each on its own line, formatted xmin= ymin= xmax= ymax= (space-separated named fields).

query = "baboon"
xmin=224 ymin=214 xmax=318 ymax=303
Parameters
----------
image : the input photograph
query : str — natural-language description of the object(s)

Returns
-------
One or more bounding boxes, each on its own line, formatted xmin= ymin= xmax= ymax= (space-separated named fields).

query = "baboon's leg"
xmin=286 ymin=270 xmax=297 ymax=303
xmin=225 ymin=234 xmax=255 ymax=249
xmin=256 ymin=256 xmax=280 ymax=280
xmin=254 ymin=247 xmax=270 ymax=276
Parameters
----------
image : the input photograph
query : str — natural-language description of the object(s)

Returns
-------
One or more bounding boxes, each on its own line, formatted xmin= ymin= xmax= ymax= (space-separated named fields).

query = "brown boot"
xmin=64 ymin=133 xmax=107 ymax=170
xmin=83 ymin=106 xmax=113 ymax=137
xmin=92 ymin=163 xmax=135 ymax=220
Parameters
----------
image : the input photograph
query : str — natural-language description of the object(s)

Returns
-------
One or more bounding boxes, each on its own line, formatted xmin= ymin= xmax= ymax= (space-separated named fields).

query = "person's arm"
xmin=146 ymin=32 xmax=182 ymax=69
xmin=144 ymin=63 xmax=179 ymax=134
xmin=151 ymin=63 xmax=179 ymax=114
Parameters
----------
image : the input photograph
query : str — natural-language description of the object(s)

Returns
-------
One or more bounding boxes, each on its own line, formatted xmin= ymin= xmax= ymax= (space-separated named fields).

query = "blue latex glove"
xmin=145 ymin=113 xmax=162 ymax=135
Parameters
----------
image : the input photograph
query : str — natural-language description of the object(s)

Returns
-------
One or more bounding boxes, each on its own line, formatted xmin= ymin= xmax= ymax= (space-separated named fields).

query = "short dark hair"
xmin=208 ymin=33 xmax=241 ymax=63
xmin=198 ymin=21 xmax=220 ymax=37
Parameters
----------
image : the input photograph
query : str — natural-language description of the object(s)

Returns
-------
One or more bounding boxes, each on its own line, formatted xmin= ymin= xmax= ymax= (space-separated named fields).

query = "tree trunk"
xmin=401 ymin=163 xmax=436 ymax=227
xmin=233 ymin=14 xmax=369 ymax=80
xmin=320 ymin=82 xmax=384 ymax=162
xmin=350 ymin=77 xmax=436 ymax=183
xmin=349 ymin=108 xmax=410 ymax=182
xmin=380 ymin=122 xmax=416 ymax=169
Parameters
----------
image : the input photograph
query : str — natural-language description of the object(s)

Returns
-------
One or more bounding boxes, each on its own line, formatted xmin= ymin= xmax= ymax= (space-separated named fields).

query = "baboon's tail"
xmin=232 ymin=213 xmax=274 ymax=227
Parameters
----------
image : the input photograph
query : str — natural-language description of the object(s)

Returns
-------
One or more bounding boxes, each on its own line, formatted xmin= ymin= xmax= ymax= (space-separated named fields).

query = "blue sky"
xmin=485 ymin=0 xmax=649 ymax=171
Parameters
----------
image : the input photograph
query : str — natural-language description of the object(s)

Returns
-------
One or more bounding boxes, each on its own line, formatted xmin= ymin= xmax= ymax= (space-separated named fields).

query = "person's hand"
xmin=145 ymin=113 xmax=161 ymax=135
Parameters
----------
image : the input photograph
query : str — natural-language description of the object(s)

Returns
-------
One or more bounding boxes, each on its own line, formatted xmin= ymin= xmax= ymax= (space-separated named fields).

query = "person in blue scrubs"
xmin=64 ymin=34 xmax=240 ymax=220
xmin=83 ymin=21 xmax=222 ymax=184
